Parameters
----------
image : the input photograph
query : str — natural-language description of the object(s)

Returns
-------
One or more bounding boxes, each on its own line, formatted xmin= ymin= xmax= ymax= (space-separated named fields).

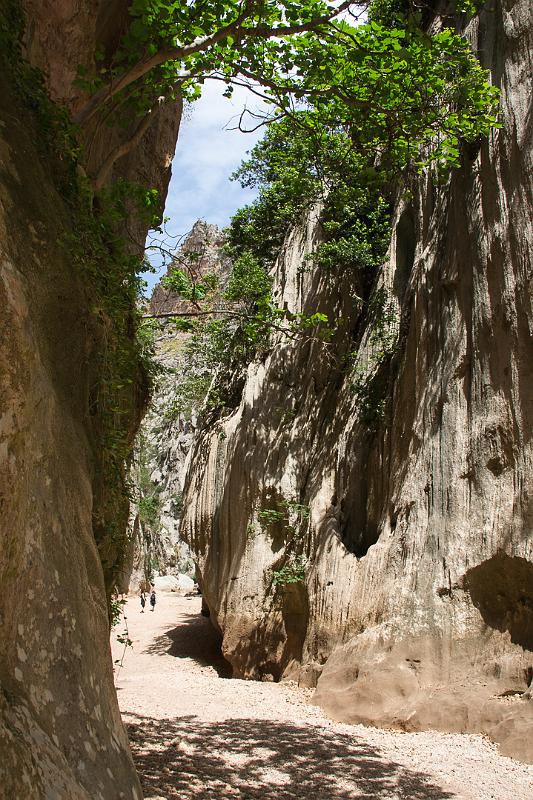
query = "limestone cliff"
xmin=181 ymin=0 xmax=533 ymax=762
xmin=0 ymin=72 xmax=139 ymax=800
xmin=0 ymin=1 xmax=181 ymax=796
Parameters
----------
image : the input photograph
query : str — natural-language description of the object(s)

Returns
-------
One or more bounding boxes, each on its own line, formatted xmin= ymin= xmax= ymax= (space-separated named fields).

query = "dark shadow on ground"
xmin=143 ymin=604 xmax=232 ymax=678
xmin=126 ymin=713 xmax=457 ymax=800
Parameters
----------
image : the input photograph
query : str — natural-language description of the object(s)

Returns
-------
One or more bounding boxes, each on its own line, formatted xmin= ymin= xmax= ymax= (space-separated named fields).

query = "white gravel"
xmin=112 ymin=595 xmax=533 ymax=800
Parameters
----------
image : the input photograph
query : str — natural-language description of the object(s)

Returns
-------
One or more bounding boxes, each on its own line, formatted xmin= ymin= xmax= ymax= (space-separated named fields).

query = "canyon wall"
xmin=181 ymin=0 xmax=533 ymax=761
xmin=0 ymin=1 xmax=180 ymax=796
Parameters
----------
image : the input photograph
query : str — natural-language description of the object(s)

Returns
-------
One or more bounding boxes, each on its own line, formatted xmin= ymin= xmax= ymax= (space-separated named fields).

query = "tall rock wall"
xmin=0 ymin=70 xmax=139 ymax=800
xmin=181 ymin=0 xmax=533 ymax=762
xmin=0 ymin=1 xmax=181 ymax=796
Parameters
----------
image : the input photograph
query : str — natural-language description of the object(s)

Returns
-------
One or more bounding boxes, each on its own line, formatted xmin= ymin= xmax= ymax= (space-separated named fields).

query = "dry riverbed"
xmin=112 ymin=595 xmax=533 ymax=800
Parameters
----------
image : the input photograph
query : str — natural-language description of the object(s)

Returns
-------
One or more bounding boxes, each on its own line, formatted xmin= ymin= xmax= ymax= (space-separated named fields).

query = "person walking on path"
xmin=150 ymin=589 xmax=156 ymax=612
xmin=140 ymin=592 xmax=146 ymax=613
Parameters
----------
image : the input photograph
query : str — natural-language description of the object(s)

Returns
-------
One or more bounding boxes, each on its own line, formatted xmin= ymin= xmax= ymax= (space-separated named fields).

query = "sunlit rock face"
xmin=150 ymin=221 xmax=231 ymax=316
xmin=181 ymin=0 xmax=533 ymax=762
xmin=0 ymin=1 xmax=181 ymax=796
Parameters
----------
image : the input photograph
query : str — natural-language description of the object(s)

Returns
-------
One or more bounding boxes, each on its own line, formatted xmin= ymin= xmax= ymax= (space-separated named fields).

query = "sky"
xmin=143 ymin=82 xmax=267 ymax=293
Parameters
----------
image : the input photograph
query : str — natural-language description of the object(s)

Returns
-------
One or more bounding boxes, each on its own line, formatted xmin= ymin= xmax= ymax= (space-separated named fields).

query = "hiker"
xmin=140 ymin=592 xmax=146 ymax=613
xmin=150 ymin=589 xmax=156 ymax=612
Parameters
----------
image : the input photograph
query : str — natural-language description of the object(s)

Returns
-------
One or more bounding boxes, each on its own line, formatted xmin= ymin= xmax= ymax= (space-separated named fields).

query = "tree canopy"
xmin=76 ymin=1 xmax=497 ymax=152
xmin=133 ymin=0 xmax=499 ymax=414
xmin=76 ymin=1 xmax=498 ymax=196
xmin=75 ymin=0 xmax=359 ymax=125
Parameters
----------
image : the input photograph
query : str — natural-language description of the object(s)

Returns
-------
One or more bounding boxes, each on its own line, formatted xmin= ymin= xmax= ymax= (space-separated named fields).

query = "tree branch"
xmin=143 ymin=309 xmax=239 ymax=319
xmin=227 ymin=106 xmax=284 ymax=133
xmin=93 ymin=106 xmax=156 ymax=190
xmin=141 ymin=308 xmax=333 ymax=347
xmin=73 ymin=0 xmax=357 ymax=127
xmin=74 ymin=3 xmax=257 ymax=127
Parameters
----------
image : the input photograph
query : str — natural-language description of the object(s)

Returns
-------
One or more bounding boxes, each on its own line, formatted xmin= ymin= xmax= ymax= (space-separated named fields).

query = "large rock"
xmin=181 ymin=0 xmax=533 ymax=762
xmin=0 ymin=72 xmax=140 ymax=798
xmin=153 ymin=574 xmax=195 ymax=593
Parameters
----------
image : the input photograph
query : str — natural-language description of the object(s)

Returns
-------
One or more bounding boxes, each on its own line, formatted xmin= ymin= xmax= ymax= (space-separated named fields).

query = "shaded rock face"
xmin=22 ymin=0 xmax=181 ymax=218
xmin=0 ymin=1 xmax=181 ymax=796
xmin=181 ymin=1 xmax=533 ymax=762
xmin=0 ymin=74 xmax=141 ymax=799
xmin=123 ymin=327 xmax=199 ymax=593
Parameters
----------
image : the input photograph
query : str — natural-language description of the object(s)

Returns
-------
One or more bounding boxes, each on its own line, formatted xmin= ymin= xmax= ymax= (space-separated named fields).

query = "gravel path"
xmin=112 ymin=595 xmax=533 ymax=800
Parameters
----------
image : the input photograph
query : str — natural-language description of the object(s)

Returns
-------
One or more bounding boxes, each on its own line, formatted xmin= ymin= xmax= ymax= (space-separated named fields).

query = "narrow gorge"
xmin=0 ymin=1 xmax=532 ymax=798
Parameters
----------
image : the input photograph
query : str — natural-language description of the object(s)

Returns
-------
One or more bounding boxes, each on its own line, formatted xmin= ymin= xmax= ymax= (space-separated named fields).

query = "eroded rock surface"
xmin=181 ymin=0 xmax=533 ymax=761
xmin=0 ymin=74 xmax=140 ymax=799
xmin=0 ymin=1 xmax=181 ymax=795
xmin=22 ymin=0 xmax=181 ymax=210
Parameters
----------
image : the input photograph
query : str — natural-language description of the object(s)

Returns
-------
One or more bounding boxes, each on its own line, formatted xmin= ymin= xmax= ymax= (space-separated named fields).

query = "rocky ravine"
xmin=181 ymin=0 xmax=533 ymax=762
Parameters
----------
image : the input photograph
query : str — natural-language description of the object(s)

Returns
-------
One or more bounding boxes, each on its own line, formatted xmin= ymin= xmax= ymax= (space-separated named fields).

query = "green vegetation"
xmin=74 ymin=0 xmax=496 ymax=159
xmin=255 ymin=501 xmax=312 ymax=590
xmin=164 ymin=373 xmax=214 ymax=421
xmin=157 ymin=2 xmax=499 ymax=401
xmin=271 ymin=555 xmax=308 ymax=588
xmin=110 ymin=595 xmax=127 ymax=628
xmin=0 ymin=0 xmax=80 ymax=185
xmin=74 ymin=0 xmax=360 ymax=119
xmin=286 ymin=502 xmax=311 ymax=520
xmin=258 ymin=508 xmax=286 ymax=526
xmin=139 ymin=493 xmax=161 ymax=531
xmin=65 ymin=182 xmax=161 ymax=596
xmin=247 ymin=522 xmax=258 ymax=538
xmin=161 ymin=264 xmax=222 ymax=306
xmin=159 ymin=323 xmax=226 ymax=421
xmin=110 ymin=595 xmax=133 ymax=663
xmin=257 ymin=500 xmax=311 ymax=540
xmin=137 ymin=435 xmax=162 ymax=533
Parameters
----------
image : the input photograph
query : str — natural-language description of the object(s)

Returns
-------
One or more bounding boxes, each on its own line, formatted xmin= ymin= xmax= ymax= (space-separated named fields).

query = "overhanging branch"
xmin=73 ymin=0 xmax=357 ymax=127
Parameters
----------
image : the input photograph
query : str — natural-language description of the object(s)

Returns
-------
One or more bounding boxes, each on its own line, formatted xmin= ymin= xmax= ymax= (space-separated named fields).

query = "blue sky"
xmin=143 ymin=82 xmax=266 ymax=293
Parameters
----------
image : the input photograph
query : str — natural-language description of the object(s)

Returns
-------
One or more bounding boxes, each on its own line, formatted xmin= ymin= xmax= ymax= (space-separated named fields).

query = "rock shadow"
xmin=143 ymin=605 xmax=232 ymax=678
xmin=465 ymin=551 xmax=533 ymax=651
xmin=126 ymin=713 xmax=457 ymax=800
